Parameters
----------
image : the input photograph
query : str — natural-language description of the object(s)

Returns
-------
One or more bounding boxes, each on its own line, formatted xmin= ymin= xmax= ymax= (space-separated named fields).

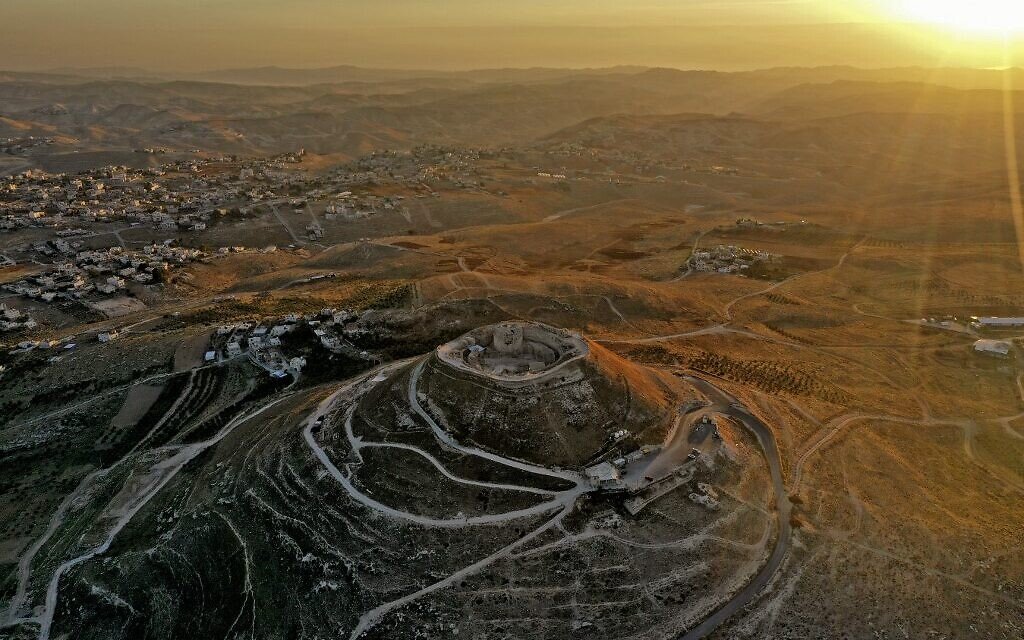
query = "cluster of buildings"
xmin=0 ymin=303 xmax=36 ymax=333
xmin=536 ymin=171 xmax=568 ymax=180
xmin=543 ymin=141 xmax=654 ymax=172
xmin=324 ymin=191 xmax=404 ymax=221
xmin=621 ymin=451 xmax=704 ymax=517
xmin=918 ymin=316 xmax=1024 ymax=357
xmin=3 ymin=243 xmax=206 ymax=303
xmin=325 ymin=145 xmax=492 ymax=192
xmin=969 ymin=317 xmax=1024 ymax=358
xmin=970 ymin=316 xmax=1024 ymax=330
xmin=690 ymin=245 xmax=776 ymax=274
xmin=0 ymin=136 xmax=57 ymax=155
xmin=734 ymin=217 xmax=803 ymax=230
xmin=213 ymin=307 xmax=377 ymax=379
xmin=0 ymin=151 xmax=319 ymax=235
xmin=688 ymin=482 xmax=721 ymax=510
xmin=583 ymin=444 xmax=661 ymax=492
xmin=1 ymin=144 xmax=510 ymax=260
xmin=585 ymin=412 xmax=729 ymax=517
xmin=543 ymin=140 xmax=752 ymax=181
xmin=7 ymin=337 xmax=77 ymax=356
xmin=410 ymin=146 xmax=487 ymax=188
xmin=1 ymin=165 xmax=220 ymax=232
xmin=528 ymin=145 xmax=666 ymax=184
xmin=216 ymin=318 xmax=302 ymax=376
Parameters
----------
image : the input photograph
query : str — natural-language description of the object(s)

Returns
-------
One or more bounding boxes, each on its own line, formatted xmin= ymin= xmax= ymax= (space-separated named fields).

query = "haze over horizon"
xmin=4 ymin=0 xmax=1024 ymax=73
xmin=6 ymin=2 xmax=1024 ymax=640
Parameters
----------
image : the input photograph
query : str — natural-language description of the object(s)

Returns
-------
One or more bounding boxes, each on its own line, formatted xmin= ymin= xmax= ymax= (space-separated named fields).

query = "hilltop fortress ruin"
xmin=419 ymin=321 xmax=690 ymax=467
xmin=436 ymin=321 xmax=588 ymax=387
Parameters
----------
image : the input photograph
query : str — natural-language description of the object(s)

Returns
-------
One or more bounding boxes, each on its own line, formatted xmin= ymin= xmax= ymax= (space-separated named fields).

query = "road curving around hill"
xmin=302 ymin=359 xmax=790 ymax=640
xmin=678 ymin=373 xmax=792 ymax=640
xmin=301 ymin=359 xmax=596 ymax=639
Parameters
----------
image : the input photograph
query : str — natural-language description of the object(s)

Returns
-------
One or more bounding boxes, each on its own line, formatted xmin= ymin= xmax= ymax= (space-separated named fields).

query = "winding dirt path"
xmin=23 ymin=392 xmax=296 ymax=639
xmin=300 ymin=361 xmax=594 ymax=639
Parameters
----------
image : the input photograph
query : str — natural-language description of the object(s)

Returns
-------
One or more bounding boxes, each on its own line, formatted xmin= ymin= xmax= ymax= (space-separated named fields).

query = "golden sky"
xmin=2 ymin=1 xmax=1024 ymax=71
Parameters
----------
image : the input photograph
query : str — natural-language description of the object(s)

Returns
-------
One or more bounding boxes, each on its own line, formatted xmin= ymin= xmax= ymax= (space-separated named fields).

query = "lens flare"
xmin=895 ymin=0 xmax=1024 ymax=34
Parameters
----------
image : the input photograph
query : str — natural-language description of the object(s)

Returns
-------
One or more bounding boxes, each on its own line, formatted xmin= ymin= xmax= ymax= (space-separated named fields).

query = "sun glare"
xmin=894 ymin=0 xmax=1024 ymax=35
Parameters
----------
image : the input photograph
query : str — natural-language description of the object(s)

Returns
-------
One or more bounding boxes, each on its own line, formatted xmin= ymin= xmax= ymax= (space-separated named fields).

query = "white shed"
xmin=973 ymin=339 xmax=1012 ymax=357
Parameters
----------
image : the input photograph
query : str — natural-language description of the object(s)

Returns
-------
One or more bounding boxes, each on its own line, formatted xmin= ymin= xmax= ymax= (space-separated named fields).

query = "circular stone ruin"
xmin=418 ymin=321 xmax=694 ymax=467
xmin=436 ymin=321 xmax=588 ymax=383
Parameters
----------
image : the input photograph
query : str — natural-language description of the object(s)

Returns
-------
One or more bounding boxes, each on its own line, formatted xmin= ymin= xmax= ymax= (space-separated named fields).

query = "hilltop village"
xmin=0 ymin=147 xmax=485 ymax=336
xmin=689 ymin=244 xmax=776 ymax=274
xmin=1 ymin=151 xmax=303 ymax=234
xmin=0 ymin=146 xmax=497 ymax=237
xmin=0 ymin=144 xmax=668 ymax=344
xmin=5 ymin=244 xmax=206 ymax=301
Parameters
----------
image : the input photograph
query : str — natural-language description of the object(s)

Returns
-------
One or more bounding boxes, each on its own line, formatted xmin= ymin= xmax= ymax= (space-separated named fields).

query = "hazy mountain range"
xmin=2 ymin=64 xmax=1023 ymax=168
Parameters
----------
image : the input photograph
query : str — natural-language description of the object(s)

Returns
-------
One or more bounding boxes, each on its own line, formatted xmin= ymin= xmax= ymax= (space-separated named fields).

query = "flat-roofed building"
xmin=975 ymin=317 xmax=1024 ymax=327
xmin=973 ymin=339 xmax=1012 ymax=357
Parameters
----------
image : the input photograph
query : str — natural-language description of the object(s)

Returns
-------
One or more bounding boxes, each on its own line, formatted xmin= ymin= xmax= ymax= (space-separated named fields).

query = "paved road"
xmin=678 ymin=374 xmax=792 ymax=640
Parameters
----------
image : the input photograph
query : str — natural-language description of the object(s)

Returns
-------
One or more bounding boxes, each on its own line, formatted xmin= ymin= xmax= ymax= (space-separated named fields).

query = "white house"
xmin=973 ymin=339 xmax=1012 ymax=357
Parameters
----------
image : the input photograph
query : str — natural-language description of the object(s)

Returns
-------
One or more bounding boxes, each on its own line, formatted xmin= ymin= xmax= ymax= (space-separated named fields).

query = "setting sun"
xmin=894 ymin=0 xmax=1024 ymax=34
